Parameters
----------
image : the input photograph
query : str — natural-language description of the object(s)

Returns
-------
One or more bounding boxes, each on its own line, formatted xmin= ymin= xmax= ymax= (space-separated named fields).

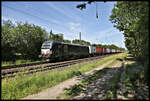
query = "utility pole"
xmin=79 ymin=32 xmax=81 ymax=44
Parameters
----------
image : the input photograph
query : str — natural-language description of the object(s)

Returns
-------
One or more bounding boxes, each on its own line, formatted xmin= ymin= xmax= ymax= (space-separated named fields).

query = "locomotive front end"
xmin=40 ymin=41 xmax=53 ymax=59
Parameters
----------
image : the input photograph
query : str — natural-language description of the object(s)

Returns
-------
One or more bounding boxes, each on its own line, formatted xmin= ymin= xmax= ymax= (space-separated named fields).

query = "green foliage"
xmin=16 ymin=22 xmax=48 ymax=60
xmin=72 ymin=39 xmax=91 ymax=45
xmin=104 ymin=67 xmax=123 ymax=99
xmin=65 ymin=83 xmax=84 ymax=95
xmin=49 ymin=30 xmax=53 ymax=40
xmin=110 ymin=1 xmax=149 ymax=81
xmin=63 ymin=39 xmax=71 ymax=43
xmin=2 ymin=20 xmax=48 ymax=61
xmin=49 ymin=30 xmax=63 ymax=41
xmin=76 ymin=1 xmax=106 ymax=10
xmin=65 ymin=67 xmax=109 ymax=96
xmin=124 ymin=63 xmax=144 ymax=84
xmin=2 ymin=60 xmax=44 ymax=67
xmin=49 ymin=30 xmax=71 ymax=43
xmin=1 ymin=20 xmax=16 ymax=61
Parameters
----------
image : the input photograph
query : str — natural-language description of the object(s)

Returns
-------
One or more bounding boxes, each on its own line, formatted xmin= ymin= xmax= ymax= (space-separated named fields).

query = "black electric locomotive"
xmin=40 ymin=40 xmax=89 ymax=61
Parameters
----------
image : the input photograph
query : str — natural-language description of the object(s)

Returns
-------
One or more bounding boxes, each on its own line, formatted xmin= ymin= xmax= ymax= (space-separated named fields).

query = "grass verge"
xmin=104 ymin=66 xmax=123 ymax=99
xmin=2 ymin=59 xmax=45 ymax=67
xmin=105 ymin=55 xmax=149 ymax=100
xmin=122 ymin=63 xmax=147 ymax=99
xmin=2 ymin=52 xmax=127 ymax=100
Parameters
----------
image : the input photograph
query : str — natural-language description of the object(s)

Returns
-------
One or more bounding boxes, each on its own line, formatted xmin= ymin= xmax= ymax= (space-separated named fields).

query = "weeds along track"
xmin=1 ymin=54 xmax=112 ymax=79
xmin=2 ymin=61 xmax=50 ymax=70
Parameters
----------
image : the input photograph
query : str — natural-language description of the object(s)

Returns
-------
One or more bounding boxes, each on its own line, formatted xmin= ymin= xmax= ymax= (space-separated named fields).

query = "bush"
xmin=2 ymin=20 xmax=48 ymax=61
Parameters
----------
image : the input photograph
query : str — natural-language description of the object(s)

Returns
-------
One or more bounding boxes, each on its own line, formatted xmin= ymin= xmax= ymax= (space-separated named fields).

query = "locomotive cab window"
xmin=41 ymin=41 xmax=52 ymax=49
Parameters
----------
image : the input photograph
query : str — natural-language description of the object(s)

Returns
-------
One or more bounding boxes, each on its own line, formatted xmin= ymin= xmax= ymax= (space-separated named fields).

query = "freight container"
xmin=89 ymin=46 xmax=96 ymax=54
xmin=96 ymin=47 xmax=101 ymax=54
xmin=106 ymin=48 xmax=110 ymax=54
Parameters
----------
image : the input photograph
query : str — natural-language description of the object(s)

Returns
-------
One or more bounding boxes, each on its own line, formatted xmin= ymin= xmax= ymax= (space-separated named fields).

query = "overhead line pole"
xmin=79 ymin=32 xmax=81 ymax=44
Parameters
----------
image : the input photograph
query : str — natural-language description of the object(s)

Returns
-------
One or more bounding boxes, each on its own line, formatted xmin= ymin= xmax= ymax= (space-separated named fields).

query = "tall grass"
xmin=2 ymin=52 xmax=127 ymax=100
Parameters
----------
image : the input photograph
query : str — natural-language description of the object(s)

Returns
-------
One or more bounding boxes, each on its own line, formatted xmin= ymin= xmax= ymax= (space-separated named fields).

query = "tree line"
xmin=2 ymin=20 xmax=48 ymax=61
xmin=109 ymin=1 xmax=149 ymax=82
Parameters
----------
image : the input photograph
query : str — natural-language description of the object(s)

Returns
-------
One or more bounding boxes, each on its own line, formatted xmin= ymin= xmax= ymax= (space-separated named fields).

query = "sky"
xmin=2 ymin=1 xmax=126 ymax=49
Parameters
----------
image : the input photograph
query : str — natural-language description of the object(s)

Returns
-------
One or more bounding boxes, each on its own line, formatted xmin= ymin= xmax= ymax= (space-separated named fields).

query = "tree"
xmin=110 ymin=1 xmax=148 ymax=60
xmin=2 ymin=20 xmax=49 ymax=61
xmin=49 ymin=30 xmax=53 ymax=40
xmin=109 ymin=1 xmax=149 ymax=82
xmin=14 ymin=22 xmax=48 ymax=60
xmin=49 ymin=31 xmax=63 ymax=42
xmin=72 ymin=39 xmax=91 ymax=45
xmin=76 ymin=1 xmax=107 ymax=19
xmin=76 ymin=1 xmax=107 ymax=10
xmin=1 ymin=20 xmax=17 ymax=61
xmin=63 ymin=39 xmax=71 ymax=43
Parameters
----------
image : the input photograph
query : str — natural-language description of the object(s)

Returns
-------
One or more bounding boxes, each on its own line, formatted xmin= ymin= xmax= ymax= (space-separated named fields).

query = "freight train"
xmin=40 ymin=40 xmax=124 ymax=61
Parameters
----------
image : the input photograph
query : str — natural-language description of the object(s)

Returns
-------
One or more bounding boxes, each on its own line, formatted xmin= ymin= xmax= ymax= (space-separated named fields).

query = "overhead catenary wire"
xmin=2 ymin=4 xmax=79 ymax=38
xmin=2 ymin=4 xmax=65 ymax=28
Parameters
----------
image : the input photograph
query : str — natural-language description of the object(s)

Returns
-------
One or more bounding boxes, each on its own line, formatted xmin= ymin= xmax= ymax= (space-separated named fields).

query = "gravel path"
xmin=72 ymin=62 xmax=122 ymax=100
xmin=22 ymin=60 xmax=115 ymax=100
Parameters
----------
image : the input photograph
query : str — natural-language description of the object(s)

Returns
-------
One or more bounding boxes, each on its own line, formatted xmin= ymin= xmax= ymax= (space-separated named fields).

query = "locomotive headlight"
xmin=46 ymin=50 xmax=52 ymax=55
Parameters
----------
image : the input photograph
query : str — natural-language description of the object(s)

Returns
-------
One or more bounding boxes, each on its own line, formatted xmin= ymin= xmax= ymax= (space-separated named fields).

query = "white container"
xmin=106 ymin=48 xmax=110 ymax=53
xmin=89 ymin=46 xmax=96 ymax=54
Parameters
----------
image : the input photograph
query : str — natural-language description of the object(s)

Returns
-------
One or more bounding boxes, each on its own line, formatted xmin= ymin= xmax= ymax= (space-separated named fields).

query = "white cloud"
xmin=2 ymin=16 xmax=16 ymax=23
xmin=68 ymin=22 xmax=81 ymax=32
xmin=51 ymin=22 xmax=87 ymax=41
xmin=84 ymin=27 xmax=126 ymax=48
xmin=45 ymin=2 xmax=81 ymax=21
xmin=91 ymin=27 xmax=123 ymax=41
xmin=96 ymin=28 xmax=114 ymax=37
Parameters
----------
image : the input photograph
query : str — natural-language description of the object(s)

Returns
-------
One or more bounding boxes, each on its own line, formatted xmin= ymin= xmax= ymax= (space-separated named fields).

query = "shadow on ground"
xmin=124 ymin=56 xmax=135 ymax=61
xmin=116 ymin=58 xmax=123 ymax=61
xmin=63 ymin=65 xmax=122 ymax=100
xmin=62 ymin=58 xmax=149 ymax=100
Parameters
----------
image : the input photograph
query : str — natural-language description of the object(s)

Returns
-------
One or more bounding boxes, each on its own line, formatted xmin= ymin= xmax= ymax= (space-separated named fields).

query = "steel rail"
xmin=1 ymin=54 xmax=112 ymax=79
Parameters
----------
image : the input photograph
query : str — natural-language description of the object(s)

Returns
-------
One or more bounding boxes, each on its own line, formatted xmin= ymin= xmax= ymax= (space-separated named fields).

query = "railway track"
xmin=1 ymin=54 xmax=112 ymax=79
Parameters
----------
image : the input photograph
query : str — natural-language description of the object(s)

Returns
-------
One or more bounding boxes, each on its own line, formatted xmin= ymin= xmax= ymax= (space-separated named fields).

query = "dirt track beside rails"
xmin=22 ymin=59 xmax=118 ymax=100
xmin=72 ymin=61 xmax=122 ymax=100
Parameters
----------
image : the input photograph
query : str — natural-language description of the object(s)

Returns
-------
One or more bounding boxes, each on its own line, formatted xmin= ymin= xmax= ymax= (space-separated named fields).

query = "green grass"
xmin=2 ymin=52 xmax=127 ymax=100
xmin=104 ymin=56 xmax=127 ymax=99
xmin=104 ymin=67 xmax=123 ymax=99
xmin=122 ymin=64 xmax=146 ymax=99
xmin=104 ymin=55 xmax=146 ymax=100
xmin=64 ymin=58 xmax=121 ymax=98
xmin=64 ymin=68 xmax=109 ymax=96
xmin=2 ymin=59 xmax=45 ymax=67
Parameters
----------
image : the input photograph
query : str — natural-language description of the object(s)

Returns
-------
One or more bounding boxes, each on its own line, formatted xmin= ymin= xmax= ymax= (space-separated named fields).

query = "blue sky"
xmin=2 ymin=1 xmax=126 ymax=49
